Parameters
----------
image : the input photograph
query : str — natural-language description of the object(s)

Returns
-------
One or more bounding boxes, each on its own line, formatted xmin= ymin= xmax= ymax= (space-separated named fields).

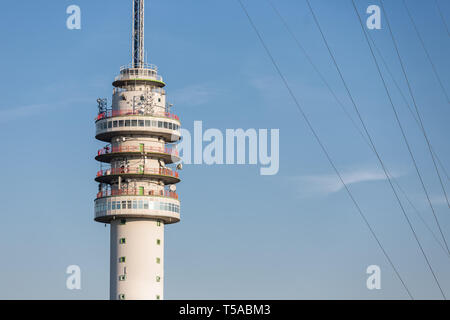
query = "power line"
xmin=352 ymin=0 xmax=450 ymax=258
xmin=307 ymin=0 xmax=446 ymax=298
xmin=367 ymin=32 xmax=450 ymax=185
xmin=237 ymin=0 xmax=413 ymax=299
xmin=403 ymin=0 xmax=449 ymax=105
xmin=435 ymin=0 xmax=450 ymax=38
xmin=351 ymin=1 xmax=450 ymax=258
xmin=267 ymin=0 xmax=450 ymax=258
xmin=379 ymin=0 xmax=450 ymax=210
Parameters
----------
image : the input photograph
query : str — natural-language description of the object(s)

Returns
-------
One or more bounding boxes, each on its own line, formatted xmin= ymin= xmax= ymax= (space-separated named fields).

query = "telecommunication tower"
xmin=94 ymin=0 xmax=181 ymax=300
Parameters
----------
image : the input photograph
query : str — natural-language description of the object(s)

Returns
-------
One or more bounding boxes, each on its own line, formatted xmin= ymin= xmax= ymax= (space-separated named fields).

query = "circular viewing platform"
xmin=95 ymin=167 xmax=180 ymax=184
xmin=96 ymin=146 xmax=181 ymax=164
xmin=96 ymin=189 xmax=179 ymax=200
xmin=95 ymin=111 xmax=181 ymax=143
xmin=113 ymin=64 xmax=166 ymax=88
xmin=94 ymin=194 xmax=180 ymax=224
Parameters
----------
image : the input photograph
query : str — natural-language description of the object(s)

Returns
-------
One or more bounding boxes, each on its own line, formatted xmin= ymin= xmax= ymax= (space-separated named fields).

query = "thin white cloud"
xmin=171 ymin=83 xmax=222 ymax=106
xmin=429 ymin=195 xmax=449 ymax=207
xmin=293 ymin=167 xmax=402 ymax=197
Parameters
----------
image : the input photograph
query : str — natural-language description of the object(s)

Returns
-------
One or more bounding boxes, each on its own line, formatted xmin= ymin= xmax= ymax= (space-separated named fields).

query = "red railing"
xmin=97 ymin=189 xmax=178 ymax=199
xmin=97 ymin=167 xmax=179 ymax=179
xmin=97 ymin=145 xmax=179 ymax=157
xmin=95 ymin=109 xmax=179 ymax=121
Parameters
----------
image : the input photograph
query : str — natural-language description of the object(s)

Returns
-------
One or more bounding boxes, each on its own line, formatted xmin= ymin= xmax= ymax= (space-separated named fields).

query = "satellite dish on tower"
xmin=169 ymin=185 xmax=176 ymax=192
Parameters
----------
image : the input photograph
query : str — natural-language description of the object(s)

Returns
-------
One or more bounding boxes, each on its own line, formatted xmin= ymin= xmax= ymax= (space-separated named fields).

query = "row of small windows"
xmin=96 ymin=119 xmax=180 ymax=131
xmin=119 ymin=238 xmax=161 ymax=245
xmin=119 ymin=294 xmax=160 ymax=300
xmin=120 ymin=219 xmax=162 ymax=226
xmin=118 ymin=294 xmax=160 ymax=300
xmin=118 ymin=273 xmax=159 ymax=281
xmin=95 ymin=199 xmax=180 ymax=214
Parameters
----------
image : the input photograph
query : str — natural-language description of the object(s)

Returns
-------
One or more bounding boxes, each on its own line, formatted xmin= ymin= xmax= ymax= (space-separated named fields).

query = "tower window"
xmin=118 ymin=294 xmax=125 ymax=300
xmin=119 ymin=238 xmax=126 ymax=244
xmin=120 ymin=219 xmax=126 ymax=225
xmin=157 ymin=221 xmax=161 ymax=227
xmin=156 ymin=276 xmax=161 ymax=282
xmin=119 ymin=257 xmax=126 ymax=263
xmin=119 ymin=275 xmax=126 ymax=281
xmin=156 ymin=258 xmax=160 ymax=264
xmin=156 ymin=239 xmax=161 ymax=245
xmin=156 ymin=295 xmax=160 ymax=300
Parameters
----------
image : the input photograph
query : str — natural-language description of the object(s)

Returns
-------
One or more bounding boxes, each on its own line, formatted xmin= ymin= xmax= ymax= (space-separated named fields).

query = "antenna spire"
xmin=132 ymin=0 xmax=145 ymax=68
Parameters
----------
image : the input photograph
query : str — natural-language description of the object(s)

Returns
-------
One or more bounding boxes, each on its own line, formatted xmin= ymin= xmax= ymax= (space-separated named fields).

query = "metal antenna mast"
xmin=132 ymin=0 xmax=145 ymax=68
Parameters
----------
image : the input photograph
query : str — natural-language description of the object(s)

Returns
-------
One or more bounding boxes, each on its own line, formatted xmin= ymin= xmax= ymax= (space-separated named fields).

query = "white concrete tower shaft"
xmin=94 ymin=0 xmax=181 ymax=300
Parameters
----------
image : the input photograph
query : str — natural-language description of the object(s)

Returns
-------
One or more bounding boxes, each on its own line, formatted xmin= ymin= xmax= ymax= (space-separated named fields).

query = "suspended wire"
xmin=267 ymin=0 xmax=450 ymax=258
xmin=435 ymin=0 xmax=450 ymax=38
xmin=366 ymin=32 xmax=450 ymax=185
xmin=353 ymin=1 xmax=450 ymax=256
xmin=308 ymin=0 xmax=446 ymax=298
xmin=403 ymin=0 xmax=449 ymax=105
xmin=436 ymin=154 xmax=450 ymax=182
xmin=352 ymin=0 xmax=450 ymax=257
xmin=402 ymin=184 xmax=450 ymax=257
xmin=236 ymin=0 xmax=413 ymax=299
xmin=379 ymin=0 xmax=450 ymax=210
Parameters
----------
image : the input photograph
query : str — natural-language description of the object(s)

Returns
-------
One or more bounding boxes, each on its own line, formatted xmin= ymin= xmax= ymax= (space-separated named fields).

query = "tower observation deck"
xmin=94 ymin=0 xmax=181 ymax=300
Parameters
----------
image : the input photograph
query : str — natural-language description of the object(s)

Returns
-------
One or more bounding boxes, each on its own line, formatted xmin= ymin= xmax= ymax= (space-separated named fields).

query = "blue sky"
xmin=0 ymin=0 xmax=449 ymax=299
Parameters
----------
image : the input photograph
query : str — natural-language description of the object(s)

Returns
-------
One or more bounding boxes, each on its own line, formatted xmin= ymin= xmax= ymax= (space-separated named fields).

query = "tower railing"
xmin=120 ymin=63 xmax=158 ymax=72
xmin=95 ymin=109 xmax=179 ymax=121
xmin=97 ymin=145 xmax=179 ymax=157
xmin=97 ymin=167 xmax=179 ymax=179
xmin=97 ymin=189 xmax=178 ymax=199
xmin=115 ymin=63 xmax=163 ymax=82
